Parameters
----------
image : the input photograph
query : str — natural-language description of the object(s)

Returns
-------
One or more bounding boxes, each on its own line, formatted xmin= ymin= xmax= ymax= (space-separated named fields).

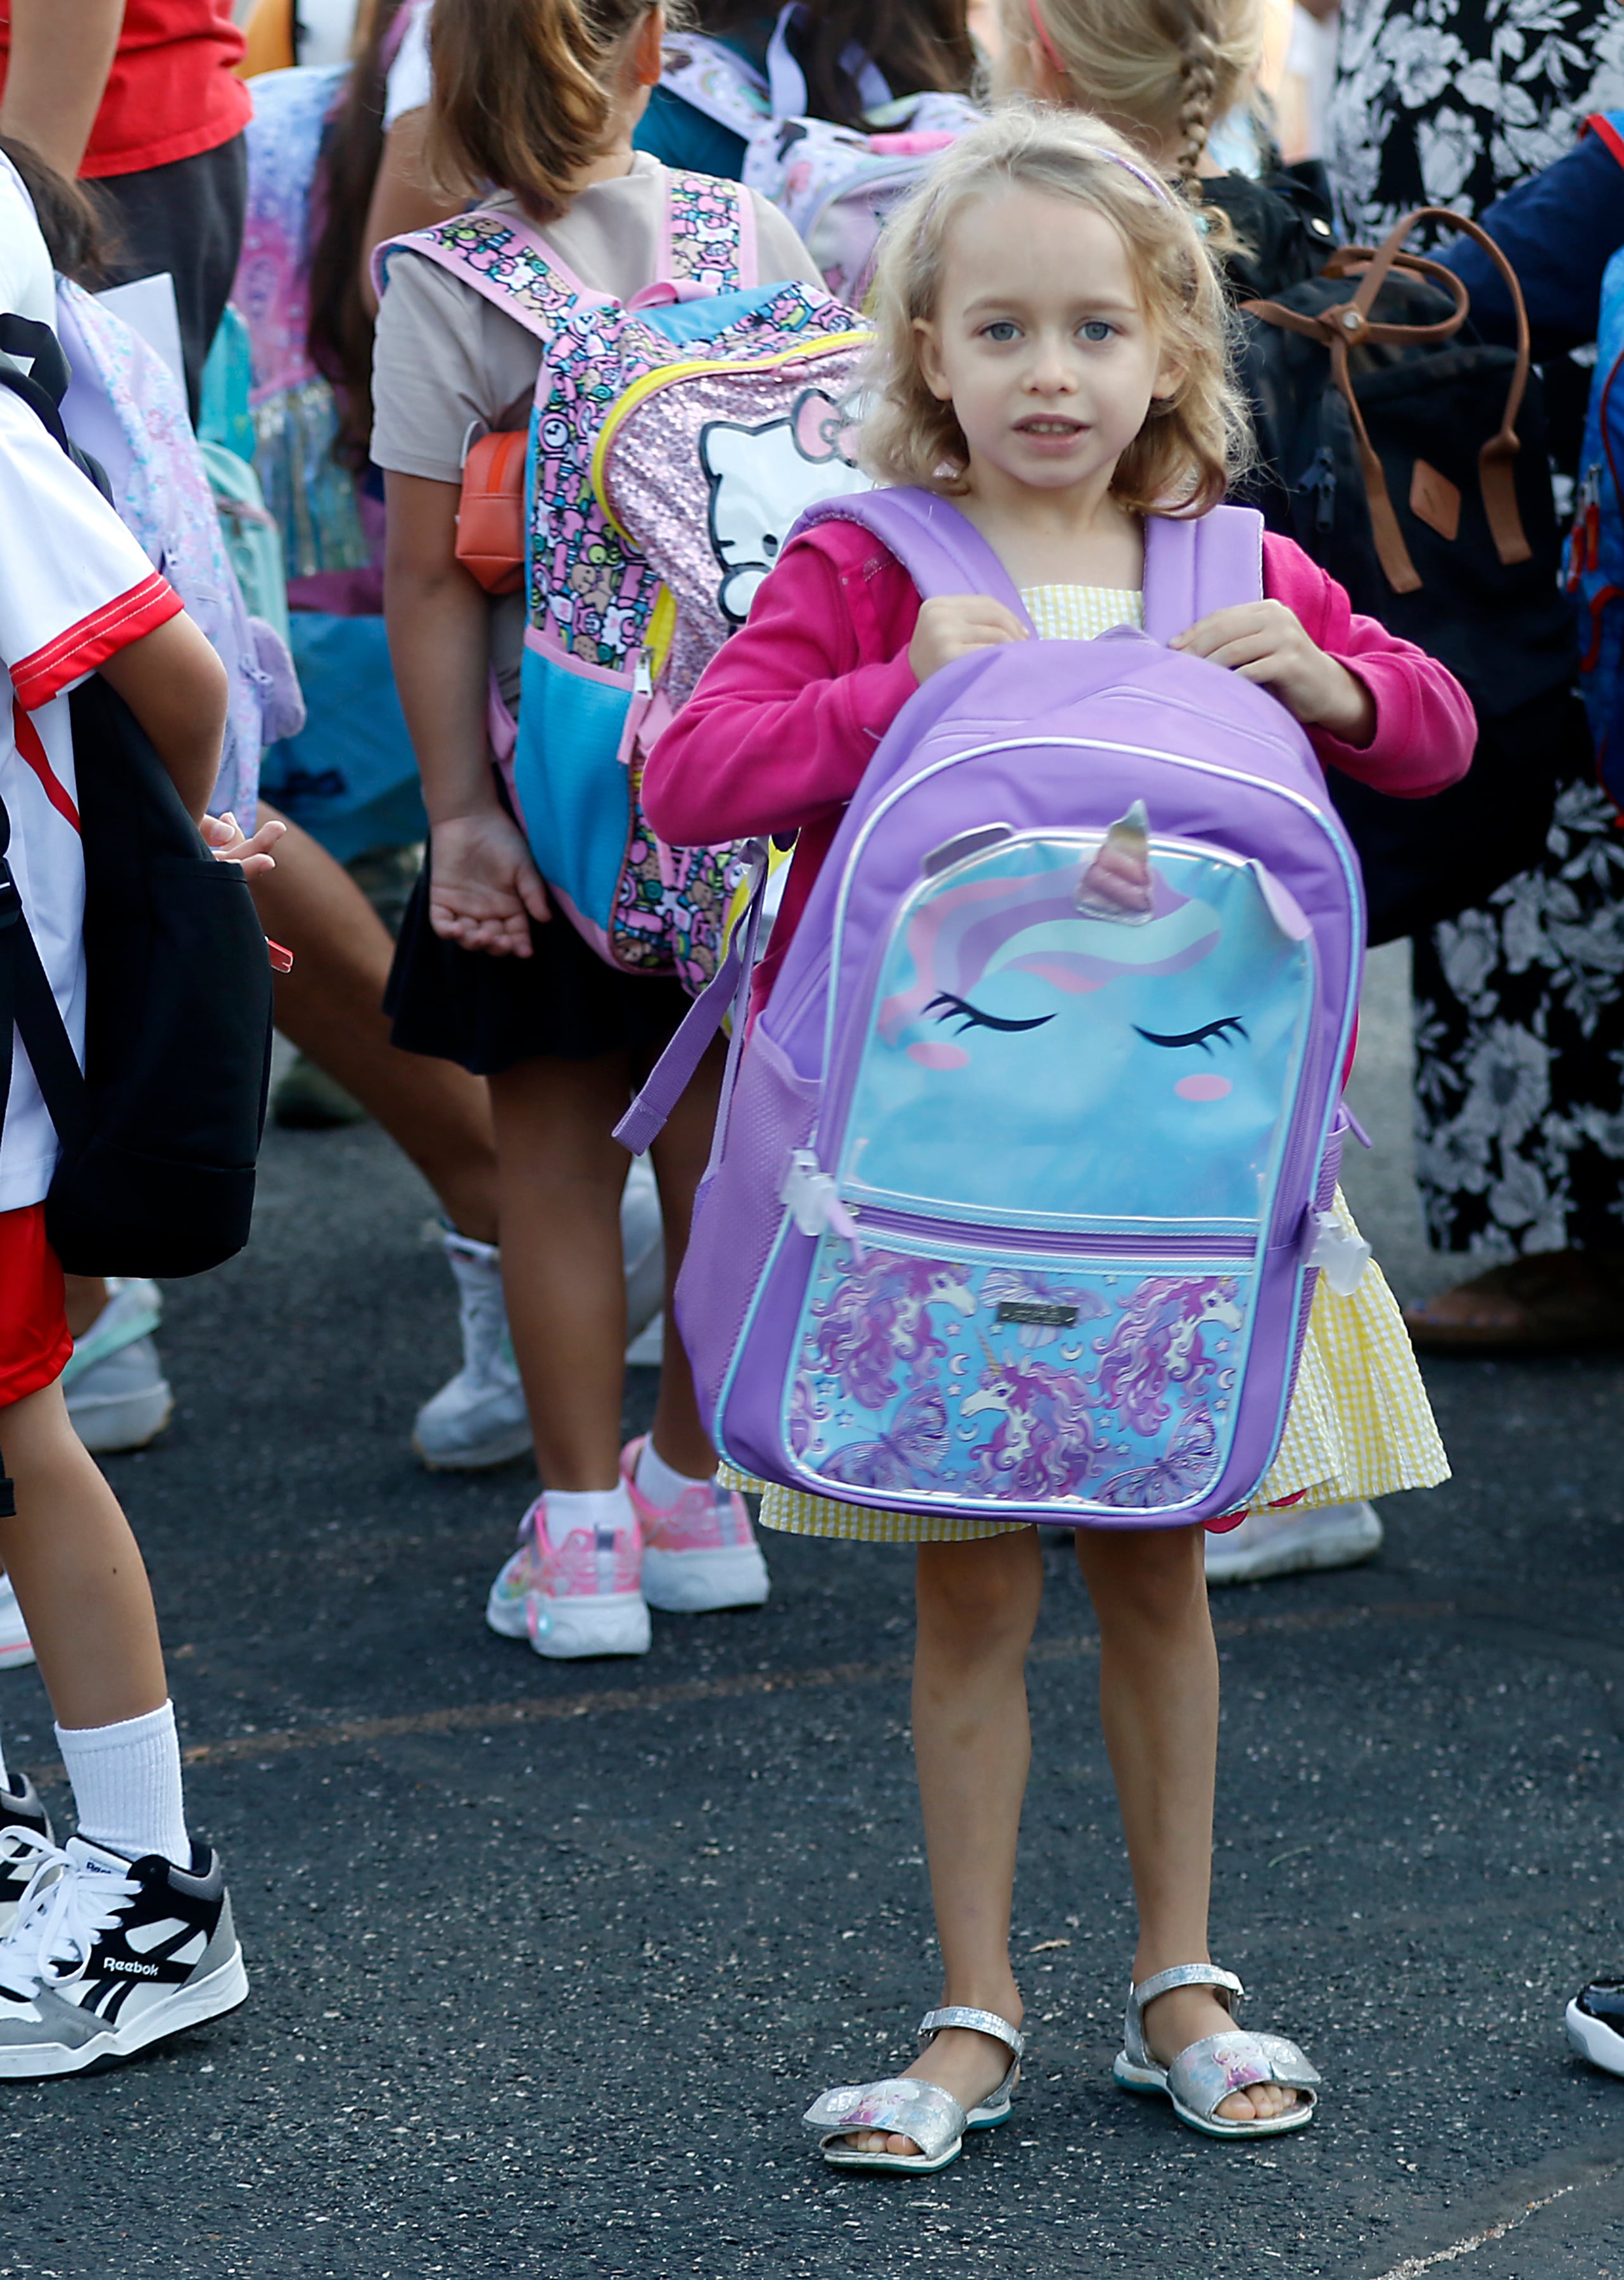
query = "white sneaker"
xmin=412 ymin=1232 xmax=531 ymax=1471
xmin=0 ymin=1835 xmax=246 ymax=2077
xmin=0 ymin=1576 xmax=33 ymax=1671
xmin=485 ymin=1493 xmax=651 ymax=1659
xmin=1205 ymin=1499 xmax=1383 ymax=1586
xmin=61 ymin=1280 xmax=173 ymax=1454
xmin=413 ymin=1167 xmax=669 ymax=1468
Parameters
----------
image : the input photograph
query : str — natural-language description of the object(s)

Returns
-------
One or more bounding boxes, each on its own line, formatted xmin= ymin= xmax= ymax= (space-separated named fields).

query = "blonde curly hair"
xmin=859 ymin=105 xmax=1252 ymax=517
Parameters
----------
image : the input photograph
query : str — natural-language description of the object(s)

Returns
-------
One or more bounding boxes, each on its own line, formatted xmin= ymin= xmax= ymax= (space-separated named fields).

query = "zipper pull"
xmin=633 ymin=649 xmax=655 ymax=699
xmin=1299 ymin=444 xmax=1337 ymax=535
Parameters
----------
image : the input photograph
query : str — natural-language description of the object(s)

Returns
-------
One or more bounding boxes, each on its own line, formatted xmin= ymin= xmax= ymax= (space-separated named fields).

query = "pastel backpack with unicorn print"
xmin=620 ymin=491 xmax=1367 ymax=1529
xmin=379 ymin=168 xmax=872 ymax=988
xmin=661 ymin=6 xmax=981 ymax=305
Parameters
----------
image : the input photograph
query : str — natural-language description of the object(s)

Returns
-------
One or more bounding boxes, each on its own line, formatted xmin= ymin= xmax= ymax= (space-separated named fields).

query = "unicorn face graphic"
xmin=842 ymin=833 xmax=1312 ymax=1226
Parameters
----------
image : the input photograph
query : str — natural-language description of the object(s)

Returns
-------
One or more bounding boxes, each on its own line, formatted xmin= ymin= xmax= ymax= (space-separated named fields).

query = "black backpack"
xmin=0 ymin=323 xmax=274 ymax=1278
xmin=1233 ymin=206 xmax=1586 ymax=943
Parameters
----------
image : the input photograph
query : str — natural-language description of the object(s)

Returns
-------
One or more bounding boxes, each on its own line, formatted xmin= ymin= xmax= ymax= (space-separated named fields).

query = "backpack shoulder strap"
xmin=1141 ymin=504 xmax=1264 ymax=643
xmin=0 ymin=786 xmax=89 ymax=1158
xmin=372 ymin=211 xmax=607 ymax=340
xmin=794 ymin=488 xmax=1034 ymax=627
xmin=662 ymin=169 xmax=755 ymax=293
xmin=659 ymin=34 xmax=771 ymax=139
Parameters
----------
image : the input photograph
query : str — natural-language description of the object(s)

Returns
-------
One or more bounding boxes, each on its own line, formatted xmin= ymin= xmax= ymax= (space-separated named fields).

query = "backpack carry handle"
xmin=1241 ymin=205 xmax=1534 ymax=595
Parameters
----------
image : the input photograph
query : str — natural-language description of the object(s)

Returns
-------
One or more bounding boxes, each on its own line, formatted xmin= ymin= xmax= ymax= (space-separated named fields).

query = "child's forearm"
xmin=383 ymin=471 xmax=495 ymax=825
xmin=97 ymin=613 xmax=229 ymax=823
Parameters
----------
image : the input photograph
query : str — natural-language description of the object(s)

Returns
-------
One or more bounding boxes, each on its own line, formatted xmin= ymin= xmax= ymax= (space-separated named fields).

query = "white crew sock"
xmin=541 ymin=1486 xmax=633 ymax=1548
xmin=635 ymin=1439 xmax=712 ymax=1507
xmin=55 ymin=1701 xmax=189 ymax=1868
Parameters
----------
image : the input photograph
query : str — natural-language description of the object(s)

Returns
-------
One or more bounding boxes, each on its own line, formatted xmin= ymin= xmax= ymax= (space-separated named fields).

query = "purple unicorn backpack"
xmin=621 ymin=490 xmax=1367 ymax=1528
xmin=379 ymin=171 xmax=870 ymax=989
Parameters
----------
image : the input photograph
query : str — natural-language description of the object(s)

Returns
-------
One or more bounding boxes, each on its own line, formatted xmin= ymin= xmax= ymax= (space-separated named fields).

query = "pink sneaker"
xmin=484 ymin=1494 xmax=650 ymax=1660
xmin=621 ymin=1439 xmax=771 ymax=1613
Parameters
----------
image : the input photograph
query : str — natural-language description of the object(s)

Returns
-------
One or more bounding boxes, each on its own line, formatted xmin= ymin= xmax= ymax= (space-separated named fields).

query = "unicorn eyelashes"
xmin=926 ymin=991 xmax=1055 ymax=1036
xmin=1134 ymin=1015 xmax=1249 ymax=1053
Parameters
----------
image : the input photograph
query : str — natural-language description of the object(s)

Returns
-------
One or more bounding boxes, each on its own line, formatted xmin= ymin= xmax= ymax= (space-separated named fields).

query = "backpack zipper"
xmin=849 ymin=1203 xmax=1255 ymax=1266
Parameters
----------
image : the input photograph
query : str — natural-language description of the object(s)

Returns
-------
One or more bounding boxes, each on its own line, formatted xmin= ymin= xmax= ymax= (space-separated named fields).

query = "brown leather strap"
xmin=1240 ymin=202 xmax=1534 ymax=586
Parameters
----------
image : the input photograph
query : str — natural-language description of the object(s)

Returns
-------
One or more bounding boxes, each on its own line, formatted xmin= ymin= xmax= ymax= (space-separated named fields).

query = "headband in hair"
xmin=1022 ymin=3 xmax=1177 ymax=208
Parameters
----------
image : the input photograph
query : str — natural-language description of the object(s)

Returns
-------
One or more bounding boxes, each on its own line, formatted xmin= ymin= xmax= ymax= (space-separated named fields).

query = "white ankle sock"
xmin=55 ymin=1701 xmax=189 ymax=1868
xmin=635 ymin=1440 xmax=711 ymax=1507
xmin=541 ymin=1486 xmax=632 ymax=1548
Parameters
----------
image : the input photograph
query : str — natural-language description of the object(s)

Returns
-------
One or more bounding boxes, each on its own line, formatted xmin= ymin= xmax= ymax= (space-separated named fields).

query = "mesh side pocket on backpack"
xmin=674 ymin=1026 xmax=819 ymax=1426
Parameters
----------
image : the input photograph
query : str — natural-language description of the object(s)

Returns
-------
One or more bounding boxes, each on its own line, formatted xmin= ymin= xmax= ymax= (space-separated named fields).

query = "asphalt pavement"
xmin=3 ymin=946 xmax=1623 ymax=2279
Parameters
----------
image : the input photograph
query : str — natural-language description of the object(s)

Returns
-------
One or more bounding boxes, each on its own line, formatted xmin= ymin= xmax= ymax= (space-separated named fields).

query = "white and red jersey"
xmin=0 ymin=388 xmax=181 ymax=1212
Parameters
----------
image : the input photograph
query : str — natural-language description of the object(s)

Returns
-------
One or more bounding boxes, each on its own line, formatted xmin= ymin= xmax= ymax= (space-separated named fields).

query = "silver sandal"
xmin=804 ymin=2004 xmax=1025 ymax=2174
xmin=1113 ymin=1965 xmax=1319 ymax=2139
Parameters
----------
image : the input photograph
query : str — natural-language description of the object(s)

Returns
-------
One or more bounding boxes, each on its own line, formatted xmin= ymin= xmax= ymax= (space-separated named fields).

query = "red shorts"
xmin=0 ymin=1205 xmax=72 ymax=1408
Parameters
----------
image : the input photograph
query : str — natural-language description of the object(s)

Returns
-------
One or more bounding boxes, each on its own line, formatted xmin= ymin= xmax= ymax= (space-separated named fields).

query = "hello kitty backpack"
xmin=620 ymin=490 xmax=1368 ymax=1527
xmin=378 ymin=170 xmax=871 ymax=988
xmin=661 ymin=8 xmax=980 ymax=304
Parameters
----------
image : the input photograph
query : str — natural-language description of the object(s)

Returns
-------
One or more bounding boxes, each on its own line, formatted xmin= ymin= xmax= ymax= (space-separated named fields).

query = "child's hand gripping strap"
xmin=614 ymin=837 xmax=772 ymax=1156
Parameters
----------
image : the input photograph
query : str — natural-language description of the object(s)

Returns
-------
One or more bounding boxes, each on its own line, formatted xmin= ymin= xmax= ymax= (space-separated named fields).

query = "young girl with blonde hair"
xmin=644 ymin=106 xmax=1468 ymax=2167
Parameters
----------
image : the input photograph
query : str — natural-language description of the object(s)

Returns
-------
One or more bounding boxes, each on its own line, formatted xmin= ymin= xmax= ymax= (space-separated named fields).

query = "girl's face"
xmin=915 ymin=187 xmax=1180 ymax=503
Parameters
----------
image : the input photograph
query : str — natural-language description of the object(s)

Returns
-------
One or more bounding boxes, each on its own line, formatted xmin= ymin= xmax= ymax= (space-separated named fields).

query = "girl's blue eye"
xmin=982 ymin=320 xmax=1019 ymax=342
xmin=1080 ymin=320 xmax=1115 ymax=343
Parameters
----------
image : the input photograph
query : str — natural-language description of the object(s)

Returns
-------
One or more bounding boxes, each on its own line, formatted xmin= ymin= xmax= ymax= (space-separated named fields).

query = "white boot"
xmin=1205 ymin=1500 xmax=1383 ymax=1586
xmin=412 ymin=1232 xmax=531 ymax=1471
xmin=412 ymin=1163 xmax=669 ymax=1469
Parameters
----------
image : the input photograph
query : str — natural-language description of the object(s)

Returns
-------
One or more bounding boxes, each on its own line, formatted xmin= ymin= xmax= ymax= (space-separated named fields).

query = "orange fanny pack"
xmin=455 ymin=428 xmax=526 ymax=595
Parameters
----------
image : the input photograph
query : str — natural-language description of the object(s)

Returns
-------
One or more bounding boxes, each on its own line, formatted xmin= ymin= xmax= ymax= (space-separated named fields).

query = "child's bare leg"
xmin=251 ymin=807 xmax=500 ymax=1245
xmin=844 ymin=1528 xmax=1042 ymax=2156
xmin=642 ymin=1038 xmax=726 ymax=1481
xmin=488 ymin=1053 xmax=633 ymax=1491
xmin=1074 ymin=1523 xmax=1294 ymax=2124
xmin=0 ymin=1381 xmax=165 ymax=1727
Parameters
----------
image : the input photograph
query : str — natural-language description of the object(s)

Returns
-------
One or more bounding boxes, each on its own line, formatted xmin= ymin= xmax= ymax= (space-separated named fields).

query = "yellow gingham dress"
xmin=721 ymin=583 xmax=1449 ymax=1543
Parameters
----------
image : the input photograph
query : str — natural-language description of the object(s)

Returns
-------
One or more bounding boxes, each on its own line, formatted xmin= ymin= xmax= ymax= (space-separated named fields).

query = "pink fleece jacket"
xmin=642 ymin=517 xmax=1476 ymax=1006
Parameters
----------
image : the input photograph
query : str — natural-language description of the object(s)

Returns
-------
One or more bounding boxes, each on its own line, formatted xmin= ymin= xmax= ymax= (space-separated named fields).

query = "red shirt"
xmin=0 ymin=1 xmax=250 ymax=179
xmin=642 ymin=517 xmax=1476 ymax=1013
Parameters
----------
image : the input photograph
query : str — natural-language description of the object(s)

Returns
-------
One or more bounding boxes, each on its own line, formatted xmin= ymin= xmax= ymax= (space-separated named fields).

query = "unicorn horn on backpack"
xmin=1075 ymin=799 xmax=1155 ymax=923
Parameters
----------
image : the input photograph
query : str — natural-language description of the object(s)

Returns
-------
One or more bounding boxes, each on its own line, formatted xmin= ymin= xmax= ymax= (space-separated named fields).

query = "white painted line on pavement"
xmin=1370 ymin=2174 xmax=1607 ymax=2278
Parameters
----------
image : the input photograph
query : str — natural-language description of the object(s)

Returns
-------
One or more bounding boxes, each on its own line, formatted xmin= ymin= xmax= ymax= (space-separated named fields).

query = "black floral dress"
xmin=1330 ymin=0 xmax=1624 ymax=1257
xmin=1329 ymin=0 xmax=1624 ymax=238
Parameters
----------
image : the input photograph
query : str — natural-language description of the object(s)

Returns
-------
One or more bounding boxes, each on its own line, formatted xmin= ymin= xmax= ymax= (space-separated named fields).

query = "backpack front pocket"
xmin=782 ymin=1215 xmax=1257 ymax=1518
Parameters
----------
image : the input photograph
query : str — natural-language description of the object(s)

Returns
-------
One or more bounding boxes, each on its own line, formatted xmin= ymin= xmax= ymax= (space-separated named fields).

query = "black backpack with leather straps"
xmin=1232 ymin=207 xmax=1585 ymax=944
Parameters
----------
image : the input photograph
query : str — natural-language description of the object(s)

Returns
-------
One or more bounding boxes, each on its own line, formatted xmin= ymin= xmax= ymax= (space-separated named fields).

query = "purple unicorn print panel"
xmin=786 ymin=1235 xmax=1249 ymax=1511
xmin=839 ymin=832 xmax=1314 ymax=1232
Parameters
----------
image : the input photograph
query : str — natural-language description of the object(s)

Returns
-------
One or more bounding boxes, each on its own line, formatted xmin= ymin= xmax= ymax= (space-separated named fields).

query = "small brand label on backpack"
xmin=996 ymin=1301 xmax=1077 ymax=1327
